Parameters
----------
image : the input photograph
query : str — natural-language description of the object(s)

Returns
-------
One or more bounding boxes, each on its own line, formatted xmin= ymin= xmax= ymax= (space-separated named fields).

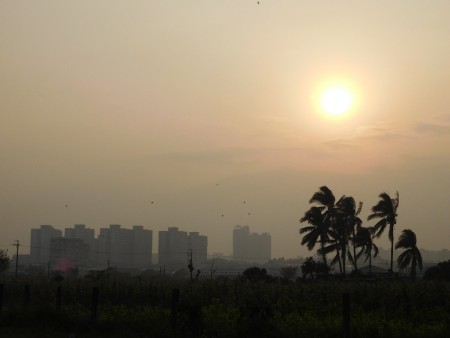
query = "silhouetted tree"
xmin=301 ymin=257 xmax=316 ymax=279
xmin=0 ymin=249 xmax=9 ymax=274
xmin=423 ymin=260 xmax=450 ymax=281
xmin=242 ymin=266 xmax=269 ymax=282
xmin=336 ymin=196 xmax=363 ymax=275
xmin=280 ymin=266 xmax=298 ymax=282
xmin=300 ymin=206 xmax=330 ymax=271
xmin=368 ymin=191 xmax=399 ymax=273
xmin=300 ymin=257 xmax=329 ymax=279
xmin=354 ymin=227 xmax=379 ymax=274
xmin=303 ymin=186 xmax=342 ymax=273
xmin=395 ymin=229 xmax=422 ymax=278
xmin=317 ymin=196 xmax=362 ymax=276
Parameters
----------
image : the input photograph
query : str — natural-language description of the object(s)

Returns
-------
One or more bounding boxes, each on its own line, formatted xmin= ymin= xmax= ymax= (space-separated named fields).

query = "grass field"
xmin=0 ymin=277 xmax=449 ymax=337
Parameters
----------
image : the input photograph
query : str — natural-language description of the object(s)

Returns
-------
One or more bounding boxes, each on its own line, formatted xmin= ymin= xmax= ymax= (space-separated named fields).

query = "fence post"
xmin=170 ymin=289 xmax=180 ymax=332
xmin=56 ymin=286 xmax=62 ymax=310
xmin=91 ymin=287 xmax=99 ymax=322
xmin=0 ymin=284 xmax=4 ymax=311
xmin=343 ymin=292 xmax=350 ymax=338
xmin=24 ymin=284 xmax=30 ymax=307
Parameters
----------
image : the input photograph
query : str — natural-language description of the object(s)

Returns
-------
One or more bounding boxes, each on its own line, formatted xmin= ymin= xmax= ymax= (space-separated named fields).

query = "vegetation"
xmin=395 ymin=229 xmax=423 ymax=278
xmin=242 ymin=266 xmax=270 ymax=282
xmin=280 ymin=265 xmax=298 ymax=282
xmin=367 ymin=191 xmax=399 ymax=273
xmin=299 ymin=187 xmax=410 ymax=276
xmin=0 ymin=249 xmax=9 ymax=274
xmin=0 ymin=277 xmax=448 ymax=337
xmin=300 ymin=257 xmax=329 ymax=279
xmin=423 ymin=260 xmax=450 ymax=282
xmin=354 ymin=227 xmax=379 ymax=274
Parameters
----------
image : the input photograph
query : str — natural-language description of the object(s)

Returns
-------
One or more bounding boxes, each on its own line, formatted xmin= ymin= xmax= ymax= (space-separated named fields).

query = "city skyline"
xmin=1 ymin=2 xmax=450 ymax=258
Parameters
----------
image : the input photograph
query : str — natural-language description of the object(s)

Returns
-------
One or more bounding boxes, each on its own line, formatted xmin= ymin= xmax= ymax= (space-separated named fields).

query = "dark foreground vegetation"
xmin=0 ymin=276 xmax=449 ymax=338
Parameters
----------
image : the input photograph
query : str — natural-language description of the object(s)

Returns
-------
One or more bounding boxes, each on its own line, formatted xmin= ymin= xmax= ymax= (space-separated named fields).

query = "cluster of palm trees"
xmin=299 ymin=186 xmax=422 ymax=277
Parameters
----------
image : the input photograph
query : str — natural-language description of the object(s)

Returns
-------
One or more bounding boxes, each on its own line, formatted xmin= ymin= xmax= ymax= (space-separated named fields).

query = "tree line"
xmin=299 ymin=186 xmax=423 ymax=277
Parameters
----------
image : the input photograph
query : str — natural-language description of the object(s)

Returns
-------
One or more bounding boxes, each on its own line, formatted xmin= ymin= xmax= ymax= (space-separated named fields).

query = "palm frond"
xmin=372 ymin=243 xmax=379 ymax=258
xmin=299 ymin=226 xmax=315 ymax=234
xmin=330 ymin=253 xmax=340 ymax=266
xmin=356 ymin=201 xmax=363 ymax=216
xmin=309 ymin=186 xmax=335 ymax=206
xmin=397 ymin=249 xmax=412 ymax=271
xmin=415 ymin=247 xmax=423 ymax=271
xmin=371 ymin=219 xmax=388 ymax=238
xmin=395 ymin=229 xmax=417 ymax=249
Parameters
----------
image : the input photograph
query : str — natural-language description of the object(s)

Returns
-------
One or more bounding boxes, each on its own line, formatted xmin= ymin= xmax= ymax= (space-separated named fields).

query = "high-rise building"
xmin=233 ymin=225 xmax=249 ymax=260
xmin=158 ymin=227 xmax=188 ymax=267
xmin=96 ymin=224 xmax=152 ymax=268
xmin=65 ymin=224 xmax=96 ymax=266
xmin=158 ymin=227 xmax=208 ymax=267
xmin=188 ymin=232 xmax=208 ymax=264
xmin=132 ymin=225 xmax=153 ymax=269
xmin=248 ymin=232 xmax=271 ymax=262
xmin=50 ymin=237 xmax=89 ymax=271
xmin=30 ymin=225 xmax=62 ymax=265
xmin=233 ymin=225 xmax=271 ymax=263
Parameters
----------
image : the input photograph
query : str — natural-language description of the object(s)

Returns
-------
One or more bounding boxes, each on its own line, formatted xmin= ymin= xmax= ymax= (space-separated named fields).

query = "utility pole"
xmin=13 ymin=240 xmax=19 ymax=277
xmin=210 ymin=259 xmax=216 ymax=281
xmin=187 ymin=249 xmax=194 ymax=282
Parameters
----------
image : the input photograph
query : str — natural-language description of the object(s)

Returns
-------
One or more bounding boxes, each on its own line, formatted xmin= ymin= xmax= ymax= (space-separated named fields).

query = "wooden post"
xmin=170 ymin=289 xmax=180 ymax=332
xmin=343 ymin=292 xmax=350 ymax=338
xmin=0 ymin=284 xmax=4 ymax=311
xmin=91 ymin=287 xmax=99 ymax=322
xmin=56 ymin=286 xmax=62 ymax=310
xmin=24 ymin=284 xmax=30 ymax=307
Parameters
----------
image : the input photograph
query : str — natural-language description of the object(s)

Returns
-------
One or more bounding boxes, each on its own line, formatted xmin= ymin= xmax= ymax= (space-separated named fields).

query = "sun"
xmin=320 ymin=86 xmax=353 ymax=116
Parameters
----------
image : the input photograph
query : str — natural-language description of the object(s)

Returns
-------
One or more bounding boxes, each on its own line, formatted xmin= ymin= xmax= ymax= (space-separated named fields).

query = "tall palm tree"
xmin=336 ymin=197 xmax=363 ymax=273
xmin=299 ymin=206 xmax=329 ymax=270
xmin=367 ymin=191 xmax=399 ymax=273
xmin=308 ymin=186 xmax=344 ymax=273
xmin=354 ymin=227 xmax=379 ymax=275
xmin=395 ymin=229 xmax=423 ymax=278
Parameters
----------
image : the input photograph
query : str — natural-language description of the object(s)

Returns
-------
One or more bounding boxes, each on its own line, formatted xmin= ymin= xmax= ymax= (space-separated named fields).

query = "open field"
xmin=0 ymin=277 xmax=449 ymax=337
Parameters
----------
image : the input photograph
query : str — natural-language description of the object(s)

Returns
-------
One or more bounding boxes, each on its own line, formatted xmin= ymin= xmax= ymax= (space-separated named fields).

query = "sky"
xmin=1 ymin=1 xmax=450 ymax=259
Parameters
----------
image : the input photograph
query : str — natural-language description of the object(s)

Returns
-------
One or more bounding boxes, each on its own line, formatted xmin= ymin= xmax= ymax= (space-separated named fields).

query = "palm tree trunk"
xmin=335 ymin=240 xmax=343 ymax=275
xmin=352 ymin=230 xmax=358 ymax=271
xmin=390 ymin=237 xmax=394 ymax=274
xmin=369 ymin=248 xmax=372 ymax=275
xmin=342 ymin=245 xmax=346 ymax=276
xmin=320 ymin=238 xmax=328 ymax=274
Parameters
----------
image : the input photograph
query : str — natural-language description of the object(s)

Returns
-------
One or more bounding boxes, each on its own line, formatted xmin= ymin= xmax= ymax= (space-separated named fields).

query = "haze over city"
xmin=1 ymin=1 xmax=450 ymax=259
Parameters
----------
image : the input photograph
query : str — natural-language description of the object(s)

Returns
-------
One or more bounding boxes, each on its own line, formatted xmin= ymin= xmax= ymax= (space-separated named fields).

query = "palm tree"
xmin=336 ymin=197 xmax=363 ymax=273
xmin=395 ymin=229 xmax=423 ymax=278
xmin=308 ymin=186 xmax=344 ymax=273
xmin=354 ymin=227 xmax=379 ymax=275
xmin=300 ymin=206 xmax=329 ymax=270
xmin=367 ymin=191 xmax=399 ymax=273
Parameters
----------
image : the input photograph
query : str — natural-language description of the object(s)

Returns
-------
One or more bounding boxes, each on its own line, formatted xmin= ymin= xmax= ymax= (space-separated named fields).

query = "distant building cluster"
xmin=20 ymin=223 xmax=273 ymax=274
xmin=233 ymin=225 xmax=271 ymax=263
xmin=30 ymin=224 xmax=153 ymax=271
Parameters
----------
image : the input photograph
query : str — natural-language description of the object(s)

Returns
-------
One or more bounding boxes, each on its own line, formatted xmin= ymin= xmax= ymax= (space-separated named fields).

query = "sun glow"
xmin=320 ymin=86 xmax=354 ymax=117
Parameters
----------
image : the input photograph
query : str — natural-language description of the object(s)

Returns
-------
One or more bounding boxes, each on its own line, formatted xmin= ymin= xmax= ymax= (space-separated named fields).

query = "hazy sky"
xmin=1 ymin=1 xmax=450 ymax=259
